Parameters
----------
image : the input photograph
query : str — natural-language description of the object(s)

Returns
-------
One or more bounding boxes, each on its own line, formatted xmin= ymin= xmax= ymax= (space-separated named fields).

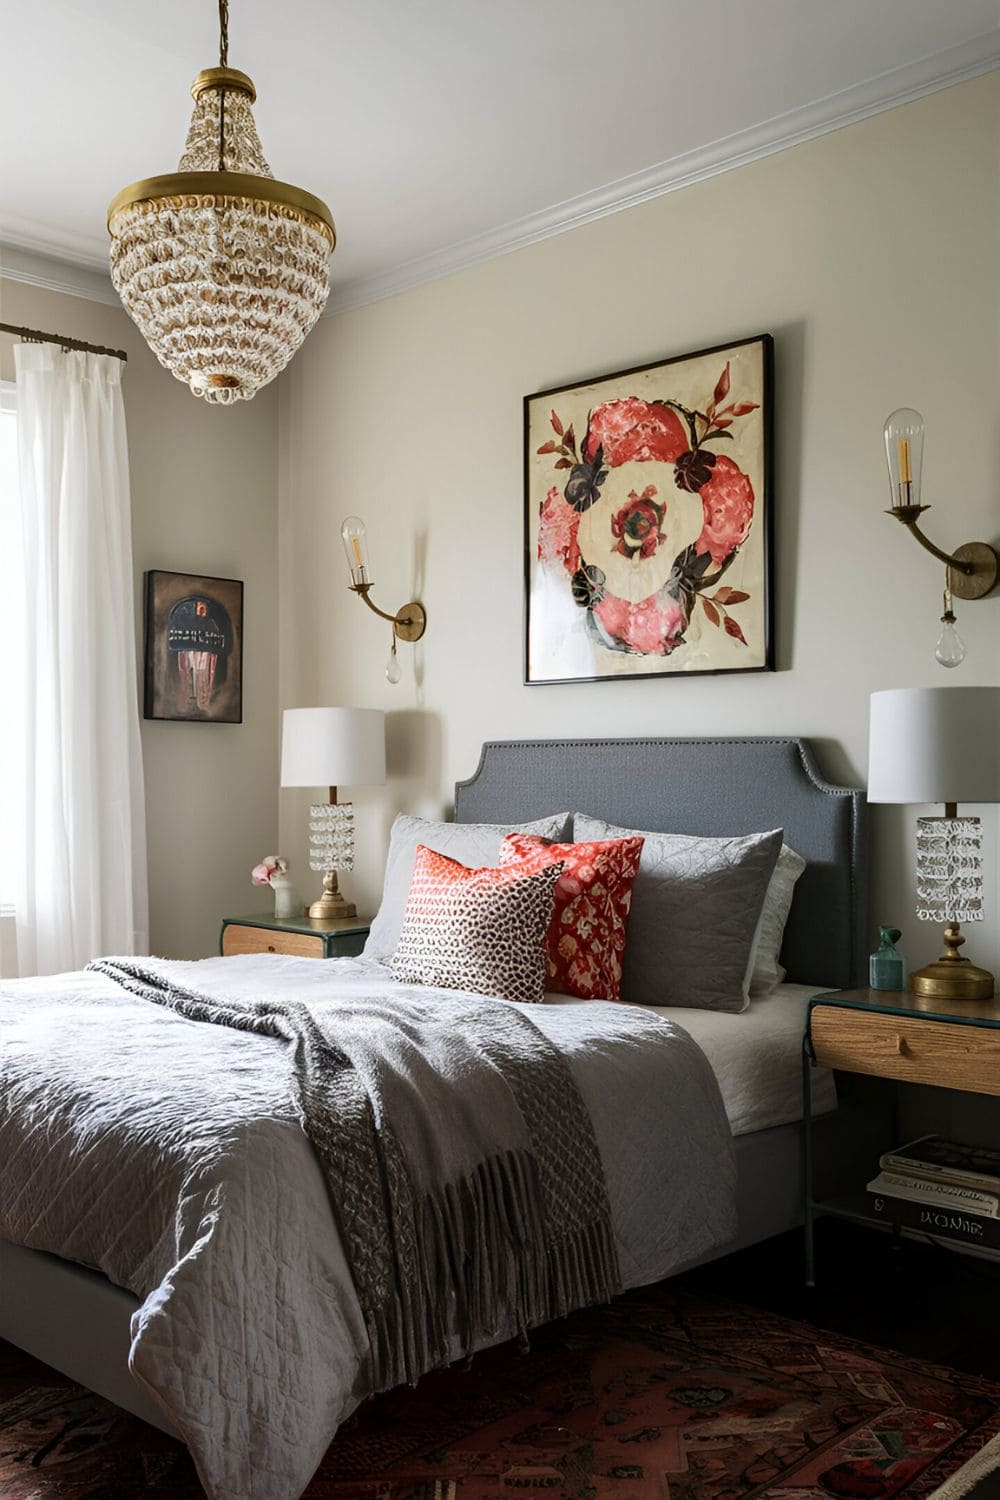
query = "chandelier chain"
xmin=217 ymin=0 xmax=230 ymax=168
xmin=219 ymin=0 xmax=229 ymax=66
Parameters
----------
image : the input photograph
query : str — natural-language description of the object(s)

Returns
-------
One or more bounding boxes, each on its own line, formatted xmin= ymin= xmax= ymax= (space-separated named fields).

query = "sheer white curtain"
xmin=14 ymin=343 xmax=148 ymax=975
xmin=0 ymin=381 xmax=23 ymax=976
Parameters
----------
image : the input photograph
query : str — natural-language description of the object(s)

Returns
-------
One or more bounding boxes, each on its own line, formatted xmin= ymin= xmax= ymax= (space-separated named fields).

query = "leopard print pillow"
xmin=390 ymin=845 xmax=564 ymax=1003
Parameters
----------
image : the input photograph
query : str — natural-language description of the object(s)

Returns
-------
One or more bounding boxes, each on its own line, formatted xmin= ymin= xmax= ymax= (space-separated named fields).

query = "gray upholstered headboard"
xmin=455 ymin=737 xmax=868 ymax=990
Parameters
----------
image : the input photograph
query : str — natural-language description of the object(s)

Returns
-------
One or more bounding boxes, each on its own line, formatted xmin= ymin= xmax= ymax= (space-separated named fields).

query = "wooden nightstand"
xmin=220 ymin=913 xmax=371 ymax=960
xmin=803 ymin=987 xmax=1000 ymax=1283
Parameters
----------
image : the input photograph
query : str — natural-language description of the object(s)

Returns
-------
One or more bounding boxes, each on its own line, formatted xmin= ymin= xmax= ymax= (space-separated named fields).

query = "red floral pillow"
xmin=498 ymin=833 xmax=644 ymax=1001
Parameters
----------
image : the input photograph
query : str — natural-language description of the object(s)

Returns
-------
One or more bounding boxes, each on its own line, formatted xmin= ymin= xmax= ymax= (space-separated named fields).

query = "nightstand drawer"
xmin=222 ymin=924 xmax=326 ymax=959
xmin=810 ymin=1005 xmax=1000 ymax=1096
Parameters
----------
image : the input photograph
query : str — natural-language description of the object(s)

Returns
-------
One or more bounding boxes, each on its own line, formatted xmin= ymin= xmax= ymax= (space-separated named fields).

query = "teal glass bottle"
xmin=869 ymin=926 xmax=906 ymax=991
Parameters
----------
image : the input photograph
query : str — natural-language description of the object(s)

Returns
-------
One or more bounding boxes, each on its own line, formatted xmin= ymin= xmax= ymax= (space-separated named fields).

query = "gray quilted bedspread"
xmin=0 ymin=954 xmax=736 ymax=1500
xmin=88 ymin=954 xmax=622 ymax=1398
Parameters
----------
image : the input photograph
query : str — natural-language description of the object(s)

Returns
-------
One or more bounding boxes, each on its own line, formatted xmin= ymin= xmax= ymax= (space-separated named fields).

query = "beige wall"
xmin=1 ymin=278 xmax=279 ymax=960
xmin=278 ymin=72 xmax=1000 ymax=980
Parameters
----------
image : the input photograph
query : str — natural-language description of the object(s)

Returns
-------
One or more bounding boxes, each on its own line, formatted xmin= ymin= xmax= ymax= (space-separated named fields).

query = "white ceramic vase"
xmin=269 ymin=874 xmax=301 ymax=920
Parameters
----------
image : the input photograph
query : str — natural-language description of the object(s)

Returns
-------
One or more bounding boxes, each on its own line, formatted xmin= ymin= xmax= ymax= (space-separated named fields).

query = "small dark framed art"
xmin=524 ymin=333 xmax=774 ymax=684
xmin=144 ymin=570 xmax=244 ymax=723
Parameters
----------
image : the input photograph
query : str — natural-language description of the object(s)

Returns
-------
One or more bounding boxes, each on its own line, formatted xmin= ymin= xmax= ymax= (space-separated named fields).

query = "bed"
xmin=0 ymin=734 xmax=866 ymax=1498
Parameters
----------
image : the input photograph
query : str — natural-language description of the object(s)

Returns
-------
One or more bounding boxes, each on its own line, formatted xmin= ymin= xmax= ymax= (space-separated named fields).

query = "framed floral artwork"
xmin=143 ymin=569 xmax=244 ymax=722
xmin=524 ymin=334 xmax=773 ymax=683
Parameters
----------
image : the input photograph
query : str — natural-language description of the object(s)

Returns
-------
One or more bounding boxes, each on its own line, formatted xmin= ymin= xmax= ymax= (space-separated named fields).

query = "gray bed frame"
xmin=0 ymin=735 xmax=867 ymax=1437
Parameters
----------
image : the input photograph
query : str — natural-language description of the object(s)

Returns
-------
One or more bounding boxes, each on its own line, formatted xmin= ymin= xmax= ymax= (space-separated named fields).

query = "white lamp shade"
xmin=280 ymin=707 xmax=386 ymax=789
xmin=868 ymin=687 xmax=1000 ymax=805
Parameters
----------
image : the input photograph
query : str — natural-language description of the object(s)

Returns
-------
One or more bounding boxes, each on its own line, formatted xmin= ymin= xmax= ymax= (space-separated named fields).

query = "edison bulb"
xmin=883 ymin=408 xmax=924 ymax=508
xmin=935 ymin=617 xmax=966 ymax=669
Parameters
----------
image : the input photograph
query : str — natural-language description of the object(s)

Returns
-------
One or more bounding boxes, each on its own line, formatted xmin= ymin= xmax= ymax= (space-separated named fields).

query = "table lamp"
xmin=868 ymin=686 xmax=1000 ymax=1000
xmin=280 ymin=707 xmax=386 ymax=921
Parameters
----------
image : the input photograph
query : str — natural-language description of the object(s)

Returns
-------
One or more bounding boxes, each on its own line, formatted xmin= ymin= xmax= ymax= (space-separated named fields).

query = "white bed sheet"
xmin=543 ymin=981 xmax=836 ymax=1137
xmin=643 ymin=983 xmax=837 ymax=1136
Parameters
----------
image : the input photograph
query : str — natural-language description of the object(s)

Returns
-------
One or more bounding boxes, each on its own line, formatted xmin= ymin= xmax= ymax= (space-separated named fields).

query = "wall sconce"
xmin=883 ymin=409 xmax=998 ymax=667
xmin=340 ymin=515 xmax=426 ymax=684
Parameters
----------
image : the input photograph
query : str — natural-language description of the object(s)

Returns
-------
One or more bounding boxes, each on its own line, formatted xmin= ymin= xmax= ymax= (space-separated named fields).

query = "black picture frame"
xmin=524 ymin=333 xmax=774 ymax=684
xmin=143 ymin=569 xmax=244 ymax=723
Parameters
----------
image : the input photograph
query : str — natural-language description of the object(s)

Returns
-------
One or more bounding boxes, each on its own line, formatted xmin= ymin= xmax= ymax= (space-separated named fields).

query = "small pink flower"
xmin=250 ymin=854 xmax=289 ymax=886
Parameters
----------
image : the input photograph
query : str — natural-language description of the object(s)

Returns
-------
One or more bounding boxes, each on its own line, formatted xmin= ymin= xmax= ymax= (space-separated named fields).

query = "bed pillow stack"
xmin=368 ymin=809 xmax=804 ymax=1011
xmin=573 ymin=815 xmax=783 ymax=1014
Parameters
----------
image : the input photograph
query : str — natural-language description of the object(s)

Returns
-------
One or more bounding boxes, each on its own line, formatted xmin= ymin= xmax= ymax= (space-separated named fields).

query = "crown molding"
xmin=2 ymin=32 xmax=997 ymax=319
xmin=324 ymin=31 xmax=1000 ymax=317
xmin=0 ymin=242 xmax=119 ymax=308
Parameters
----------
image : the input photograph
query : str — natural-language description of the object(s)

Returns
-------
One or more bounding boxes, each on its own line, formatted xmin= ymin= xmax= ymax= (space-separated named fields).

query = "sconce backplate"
xmin=949 ymin=542 xmax=998 ymax=601
xmin=394 ymin=603 xmax=427 ymax=642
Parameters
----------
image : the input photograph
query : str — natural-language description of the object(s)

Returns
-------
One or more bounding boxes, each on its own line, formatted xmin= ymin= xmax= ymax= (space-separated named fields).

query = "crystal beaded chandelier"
xmin=107 ymin=0 xmax=335 ymax=404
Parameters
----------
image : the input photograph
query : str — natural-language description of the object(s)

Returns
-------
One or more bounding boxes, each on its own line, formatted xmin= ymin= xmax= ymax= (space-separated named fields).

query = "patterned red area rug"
xmin=2 ymin=1286 xmax=999 ymax=1500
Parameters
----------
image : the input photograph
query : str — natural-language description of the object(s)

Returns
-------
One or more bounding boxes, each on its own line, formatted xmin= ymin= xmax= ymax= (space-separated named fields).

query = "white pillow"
xmin=363 ymin=811 xmax=572 ymax=963
xmin=747 ymin=843 xmax=806 ymax=997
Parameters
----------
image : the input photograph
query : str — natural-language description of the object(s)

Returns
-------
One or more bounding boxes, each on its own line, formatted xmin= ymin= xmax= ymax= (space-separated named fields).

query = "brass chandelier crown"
xmin=107 ymin=0 xmax=335 ymax=404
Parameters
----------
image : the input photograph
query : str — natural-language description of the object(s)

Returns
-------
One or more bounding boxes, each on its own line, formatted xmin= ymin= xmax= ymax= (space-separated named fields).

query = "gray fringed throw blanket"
xmin=89 ymin=957 xmax=621 ymax=1393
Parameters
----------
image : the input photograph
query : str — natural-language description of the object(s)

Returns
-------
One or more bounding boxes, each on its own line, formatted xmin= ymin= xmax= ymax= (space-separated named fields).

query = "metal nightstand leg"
xmin=803 ymin=1033 xmax=816 ymax=1288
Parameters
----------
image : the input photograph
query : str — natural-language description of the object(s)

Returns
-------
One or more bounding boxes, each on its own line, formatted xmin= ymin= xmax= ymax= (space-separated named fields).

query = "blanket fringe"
xmin=364 ymin=1147 xmax=619 ymax=1394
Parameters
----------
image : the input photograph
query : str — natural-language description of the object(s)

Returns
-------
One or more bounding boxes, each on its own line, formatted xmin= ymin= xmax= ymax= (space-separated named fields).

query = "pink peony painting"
xmin=524 ymin=335 xmax=773 ymax=683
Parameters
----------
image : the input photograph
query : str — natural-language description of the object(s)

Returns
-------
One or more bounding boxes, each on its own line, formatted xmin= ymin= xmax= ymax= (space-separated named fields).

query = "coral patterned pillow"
xmin=390 ymin=845 xmax=564 ymax=1004
xmin=498 ymin=833 xmax=644 ymax=1001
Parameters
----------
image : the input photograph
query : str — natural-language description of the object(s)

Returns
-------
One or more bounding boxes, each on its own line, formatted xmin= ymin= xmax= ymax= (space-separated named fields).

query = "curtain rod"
xmin=0 ymin=322 xmax=127 ymax=362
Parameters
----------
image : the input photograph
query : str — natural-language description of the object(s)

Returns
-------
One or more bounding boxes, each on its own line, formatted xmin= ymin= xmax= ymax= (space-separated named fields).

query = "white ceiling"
xmin=3 ymin=0 xmax=999 ymax=313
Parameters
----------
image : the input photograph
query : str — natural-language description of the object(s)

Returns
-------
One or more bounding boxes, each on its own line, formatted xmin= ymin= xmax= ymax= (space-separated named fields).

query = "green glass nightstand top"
xmin=810 ymin=987 xmax=1000 ymax=1031
xmin=223 ymin=912 xmax=371 ymax=937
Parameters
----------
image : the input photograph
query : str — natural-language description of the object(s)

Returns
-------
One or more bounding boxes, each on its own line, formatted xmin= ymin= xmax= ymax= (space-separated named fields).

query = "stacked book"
xmin=867 ymin=1136 xmax=1000 ymax=1250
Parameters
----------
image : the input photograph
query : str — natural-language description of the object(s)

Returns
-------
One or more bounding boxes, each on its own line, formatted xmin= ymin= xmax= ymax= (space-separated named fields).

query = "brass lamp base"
xmin=909 ymin=922 xmax=995 ymax=1001
xmin=308 ymin=870 xmax=356 ymax=922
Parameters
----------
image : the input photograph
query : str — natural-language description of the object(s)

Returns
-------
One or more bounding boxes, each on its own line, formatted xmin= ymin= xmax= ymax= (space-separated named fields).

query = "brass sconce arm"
xmin=883 ymin=410 xmax=999 ymax=604
xmin=886 ymin=505 xmax=998 ymax=600
xmin=351 ymin=583 xmax=398 ymax=625
xmin=351 ymin=582 xmax=427 ymax=642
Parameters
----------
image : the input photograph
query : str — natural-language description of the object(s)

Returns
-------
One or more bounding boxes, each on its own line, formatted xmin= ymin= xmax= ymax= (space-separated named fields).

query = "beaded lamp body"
xmin=308 ymin=797 xmax=357 ymax=921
